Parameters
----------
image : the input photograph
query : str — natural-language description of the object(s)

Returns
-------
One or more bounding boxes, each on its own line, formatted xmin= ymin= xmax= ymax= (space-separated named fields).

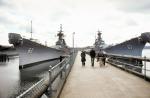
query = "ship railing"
xmin=106 ymin=53 xmax=150 ymax=80
xmin=16 ymin=52 xmax=77 ymax=98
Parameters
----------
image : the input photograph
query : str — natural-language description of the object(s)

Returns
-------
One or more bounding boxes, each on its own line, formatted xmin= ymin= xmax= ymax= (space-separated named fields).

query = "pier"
xmin=59 ymin=52 xmax=150 ymax=98
xmin=1 ymin=51 xmax=150 ymax=98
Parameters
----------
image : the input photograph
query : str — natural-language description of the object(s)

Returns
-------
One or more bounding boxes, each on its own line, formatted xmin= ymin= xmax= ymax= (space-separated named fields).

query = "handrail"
xmin=50 ymin=58 xmax=66 ymax=70
xmin=15 ymin=51 xmax=77 ymax=98
xmin=113 ymin=59 xmax=142 ymax=69
xmin=16 ymin=55 xmax=72 ymax=98
xmin=105 ymin=53 xmax=150 ymax=61
xmin=48 ymin=54 xmax=77 ymax=98
xmin=108 ymin=57 xmax=150 ymax=80
xmin=16 ymin=79 xmax=45 ymax=98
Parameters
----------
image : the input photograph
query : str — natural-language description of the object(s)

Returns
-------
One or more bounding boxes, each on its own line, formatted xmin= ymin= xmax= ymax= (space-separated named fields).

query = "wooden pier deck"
xmin=59 ymin=52 xmax=150 ymax=98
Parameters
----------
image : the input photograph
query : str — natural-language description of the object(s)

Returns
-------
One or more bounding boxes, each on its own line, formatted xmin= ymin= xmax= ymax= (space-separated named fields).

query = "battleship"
xmin=94 ymin=31 xmax=150 ymax=56
xmin=8 ymin=25 xmax=70 ymax=68
xmin=89 ymin=31 xmax=150 ymax=72
xmin=104 ymin=32 xmax=150 ymax=56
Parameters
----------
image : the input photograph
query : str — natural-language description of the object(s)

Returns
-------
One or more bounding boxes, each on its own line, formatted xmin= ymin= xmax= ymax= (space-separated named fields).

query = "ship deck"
xmin=59 ymin=52 xmax=150 ymax=98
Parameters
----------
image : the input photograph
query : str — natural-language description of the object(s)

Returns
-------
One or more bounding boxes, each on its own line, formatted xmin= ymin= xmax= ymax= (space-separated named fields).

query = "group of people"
xmin=80 ymin=48 xmax=106 ymax=67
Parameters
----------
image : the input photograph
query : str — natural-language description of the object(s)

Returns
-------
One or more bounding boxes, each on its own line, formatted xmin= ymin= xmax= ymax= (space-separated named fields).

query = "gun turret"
xmin=9 ymin=33 xmax=23 ymax=46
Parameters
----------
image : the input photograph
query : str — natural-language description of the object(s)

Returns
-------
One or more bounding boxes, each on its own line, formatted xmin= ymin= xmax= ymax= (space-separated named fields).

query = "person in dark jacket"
xmin=90 ymin=48 xmax=96 ymax=67
xmin=98 ymin=51 xmax=106 ymax=67
xmin=81 ymin=51 xmax=86 ymax=66
xmin=101 ymin=54 xmax=106 ymax=66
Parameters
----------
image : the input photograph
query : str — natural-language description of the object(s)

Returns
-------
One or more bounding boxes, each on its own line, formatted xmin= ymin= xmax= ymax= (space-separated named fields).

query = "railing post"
xmin=69 ymin=56 xmax=72 ymax=67
xmin=49 ymin=65 xmax=52 ymax=97
xmin=63 ymin=58 xmax=68 ymax=79
xmin=144 ymin=56 xmax=146 ymax=80
xmin=59 ymin=58 xmax=62 ymax=79
xmin=124 ymin=59 xmax=127 ymax=71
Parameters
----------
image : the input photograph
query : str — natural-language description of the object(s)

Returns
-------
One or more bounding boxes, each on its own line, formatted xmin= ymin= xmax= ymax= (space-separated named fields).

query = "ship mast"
xmin=57 ymin=24 xmax=64 ymax=40
xmin=97 ymin=30 xmax=102 ymax=41
xmin=30 ymin=21 xmax=33 ymax=40
xmin=56 ymin=24 xmax=67 ymax=46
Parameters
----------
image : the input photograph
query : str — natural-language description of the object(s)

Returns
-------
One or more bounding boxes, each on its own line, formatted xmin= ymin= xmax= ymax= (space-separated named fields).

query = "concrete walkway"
xmin=59 ymin=52 xmax=150 ymax=98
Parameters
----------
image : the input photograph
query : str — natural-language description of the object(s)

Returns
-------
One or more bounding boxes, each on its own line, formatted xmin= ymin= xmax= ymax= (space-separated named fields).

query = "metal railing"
xmin=16 ymin=78 xmax=49 ymax=98
xmin=106 ymin=54 xmax=150 ymax=80
xmin=48 ymin=55 xmax=74 ymax=98
xmin=16 ymin=51 xmax=77 ymax=98
xmin=16 ymin=53 xmax=73 ymax=98
xmin=105 ymin=53 xmax=150 ymax=62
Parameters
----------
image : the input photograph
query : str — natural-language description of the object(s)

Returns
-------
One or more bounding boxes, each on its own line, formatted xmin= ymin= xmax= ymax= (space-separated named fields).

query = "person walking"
xmin=97 ymin=52 xmax=102 ymax=67
xmin=97 ymin=52 xmax=100 ymax=62
xmin=90 ymin=48 xmax=96 ymax=67
xmin=98 ymin=51 xmax=106 ymax=67
xmin=81 ymin=51 xmax=86 ymax=66
xmin=101 ymin=53 xmax=106 ymax=66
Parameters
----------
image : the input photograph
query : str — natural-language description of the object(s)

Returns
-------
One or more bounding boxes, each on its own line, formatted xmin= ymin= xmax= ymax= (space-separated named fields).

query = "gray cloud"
xmin=50 ymin=10 xmax=71 ymax=22
xmin=0 ymin=0 xmax=13 ymax=8
xmin=109 ymin=0 xmax=150 ymax=13
xmin=0 ymin=16 xmax=14 ymax=25
xmin=0 ymin=0 xmax=6 ymax=6
xmin=126 ymin=19 xmax=138 ymax=26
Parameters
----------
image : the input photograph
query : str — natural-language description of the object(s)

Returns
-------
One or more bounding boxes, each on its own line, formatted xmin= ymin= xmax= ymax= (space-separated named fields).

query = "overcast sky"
xmin=0 ymin=0 xmax=150 ymax=47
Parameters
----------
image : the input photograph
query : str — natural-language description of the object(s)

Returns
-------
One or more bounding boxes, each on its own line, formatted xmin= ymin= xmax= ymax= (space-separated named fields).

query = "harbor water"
xmin=0 ymin=56 xmax=60 ymax=98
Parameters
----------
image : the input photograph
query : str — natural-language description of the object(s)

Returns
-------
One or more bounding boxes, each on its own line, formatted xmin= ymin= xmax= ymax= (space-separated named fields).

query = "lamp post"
xmin=30 ymin=21 xmax=33 ymax=40
xmin=73 ymin=32 xmax=75 ymax=54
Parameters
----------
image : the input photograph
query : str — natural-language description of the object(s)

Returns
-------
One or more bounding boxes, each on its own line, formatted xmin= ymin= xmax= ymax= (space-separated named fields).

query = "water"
xmin=0 ymin=56 xmax=19 ymax=98
xmin=0 ymin=56 xmax=59 ymax=98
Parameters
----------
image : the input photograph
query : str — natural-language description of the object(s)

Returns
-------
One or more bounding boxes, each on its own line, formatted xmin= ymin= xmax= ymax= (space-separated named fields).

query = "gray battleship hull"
xmin=16 ymin=39 xmax=64 ymax=66
xmin=104 ymin=32 xmax=150 ymax=72
xmin=104 ymin=32 xmax=150 ymax=56
xmin=9 ymin=33 xmax=67 ymax=68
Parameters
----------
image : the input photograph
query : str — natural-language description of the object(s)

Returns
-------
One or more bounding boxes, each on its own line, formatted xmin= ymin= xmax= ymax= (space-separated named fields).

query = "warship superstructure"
xmin=53 ymin=24 xmax=68 ymax=50
xmin=94 ymin=30 xmax=105 ymax=53
xmin=8 ymin=25 xmax=69 ymax=67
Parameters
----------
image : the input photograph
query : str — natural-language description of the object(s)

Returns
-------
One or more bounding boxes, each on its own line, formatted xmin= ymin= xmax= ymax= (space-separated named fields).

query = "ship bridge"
xmin=15 ymin=51 xmax=150 ymax=98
